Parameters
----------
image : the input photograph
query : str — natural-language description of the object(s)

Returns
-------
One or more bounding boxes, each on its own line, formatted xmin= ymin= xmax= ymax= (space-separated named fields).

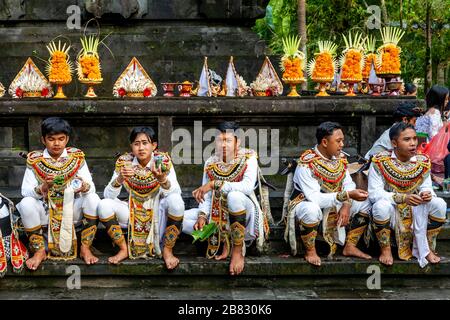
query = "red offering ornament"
xmin=41 ymin=87 xmax=49 ymax=97
xmin=118 ymin=87 xmax=126 ymax=97
xmin=143 ymin=88 xmax=151 ymax=97
xmin=10 ymin=233 xmax=26 ymax=273
xmin=0 ymin=236 xmax=6 ymax=277
xmin=15 ymin=87 xmax=23 ymax=98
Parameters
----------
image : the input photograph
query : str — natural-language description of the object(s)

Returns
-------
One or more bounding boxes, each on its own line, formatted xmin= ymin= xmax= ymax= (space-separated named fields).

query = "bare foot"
xmin=229 ymin=245 xmax=245 ymax=276
xmin=214 ymin=243 xmax=229 ymax=261
xmin=304 ymin=248 xmax=321 ymax=266
xmin=163 ymin=247 xmax=180 ymax=270
xmin=426 ymin=251 xmax=441 ymax=264
xmin=26 ymin=248 xmax=47 ymax=271
xmin=108 ymin=243 xmax=128 ymax=264
xmin=343 ymin=244 xmax=372 ymax=260
xmin=379 ymin=246 xmax=393 ymax=266
xmin=80 ymin=244 xmax=99 ymax=265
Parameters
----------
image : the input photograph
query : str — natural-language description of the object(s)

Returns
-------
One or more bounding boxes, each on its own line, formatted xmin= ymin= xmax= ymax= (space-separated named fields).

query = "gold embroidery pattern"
xmin=427 ymin=227 xmax=442 ymax=252
xmin=107 ymin=224 xmax=125 ymax=245
xmin=29 ymin=234 xmax=45 ymax=252
xmin=298 ymin=149 xmax=347 ymax=193
xmin=372 ymin=151 xmax=431 ymax=193
xmin=81 ymin=225 xmax=97 ymax=246
xmin=163 ymin=225 xmax=180 ymax=249
xmin=300 ymin=230 xmax=317 ymax=250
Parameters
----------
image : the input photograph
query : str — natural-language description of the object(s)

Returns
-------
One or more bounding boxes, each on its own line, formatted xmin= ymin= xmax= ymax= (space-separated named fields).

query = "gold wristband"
xmin=393 ymin=193 xmax=406 ymax=204
xmin=34 ymin=185 xmax=42 ymax=195
xmin=336 ymin=191 xmax=349 ymax=202
xmin=112 ymin=178 xmax=122 ymax=188
xmin=159 ymin=178 xmax=171 ymax=190
xmin=198 ymin=212 xmax=208 ymax=220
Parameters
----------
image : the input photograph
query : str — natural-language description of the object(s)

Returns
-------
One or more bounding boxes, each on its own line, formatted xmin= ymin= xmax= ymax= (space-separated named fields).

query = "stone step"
xmin=2 ymin=246 xmax=449 ymax=290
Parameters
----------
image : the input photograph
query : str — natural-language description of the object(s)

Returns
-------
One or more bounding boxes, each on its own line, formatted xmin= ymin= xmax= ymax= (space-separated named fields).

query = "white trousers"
xmin=183 ymin=191 xmax=257 ymax=241
xmin=294 ymin=198 xmax=372 ymax=225
xmin=372 ymin=197 xmax=447 ymax=268
xmin=17 ymin=193 xmax=101 ymax=230
xmin=96 ymin=193 xmax=185 ymax=241
xmin=371 ymin=197 xmax=446 ymax=227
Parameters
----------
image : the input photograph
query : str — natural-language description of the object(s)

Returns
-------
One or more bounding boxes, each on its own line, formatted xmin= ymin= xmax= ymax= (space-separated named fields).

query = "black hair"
xmin=426 ymin=85 xmax=449 ymax=111
xmin=404 ymin=83 xmax=417 ymax=95
xmin=392 ymin=101 xmax=422 ymax=122
xmin=129 ymin=127 xmax=157 ymax=144
xmin=217 ymin=121 xmax=240 ymax=133
xmin=316 ymin=121 xmax=342 ymax=145
xmin=389 ymin=122 xmax=416 ymax=141
xmin=41 ymin=117 xmax=71 ymax=138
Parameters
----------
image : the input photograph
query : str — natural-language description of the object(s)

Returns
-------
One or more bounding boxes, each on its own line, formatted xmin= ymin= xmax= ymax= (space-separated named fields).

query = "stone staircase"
xmin=1 ymin=188 xmax=449 ymax=299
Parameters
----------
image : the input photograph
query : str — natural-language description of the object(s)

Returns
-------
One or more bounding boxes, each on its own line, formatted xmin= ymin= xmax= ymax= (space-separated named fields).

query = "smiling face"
xmin=130 ymin=133 xmax=157 ymax=165
xmin=392 ymin=127 xmax=418 ymax=160
xmin=216 ymin=131 xmax=240 ymax=162
xmin=41 ymin=133 xmax=69 ymax=158
xmin=321 ymin=129 xmax=344 ymax=158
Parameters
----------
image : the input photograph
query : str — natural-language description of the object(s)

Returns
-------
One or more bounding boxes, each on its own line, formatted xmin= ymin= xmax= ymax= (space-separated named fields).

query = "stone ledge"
xmin=0 ymin=96 xmax=417 ymax=116
xmin=4 ymin=254 xmax=450 ymax=277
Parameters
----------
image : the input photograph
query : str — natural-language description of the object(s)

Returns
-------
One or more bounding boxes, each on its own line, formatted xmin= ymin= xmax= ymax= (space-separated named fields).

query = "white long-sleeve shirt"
xmin=368 ymin=151 xmax=435 ymax=205
xmin=103 ymin=153 xmax=181 ymax=199
xmin=293 ymin=147 xmax=355 ymax=209
xmin=199 ymin=154 xmax=258 ymax=217
xmin=21 ymin=148 xmax=96 ymax=199
xmin=364 ymin=126 xmax=393 ymax=160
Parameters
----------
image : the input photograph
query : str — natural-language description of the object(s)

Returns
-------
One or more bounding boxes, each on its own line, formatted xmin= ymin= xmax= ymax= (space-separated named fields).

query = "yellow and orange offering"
xmin=307 ymin=41 xmax=338 ymax=81
xmin=77 ymin=35 xmax=102 ymax=81
xmin=377 ymin=27 xmax=405 ymax=75
xmin=362 ymin=36 xmax=379 ymax=79
xmin=46 ymin=40 xmax=73 ymax=83
xmin=340 ymin=32 xmax=365 ymax=82
xmin=280 ymin=35 xmax=305 ymax=80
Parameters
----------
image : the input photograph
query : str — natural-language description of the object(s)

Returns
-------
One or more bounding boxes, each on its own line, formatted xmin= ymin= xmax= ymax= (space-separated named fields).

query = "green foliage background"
xmin=253 ymin=0 xmax=450 ymax=97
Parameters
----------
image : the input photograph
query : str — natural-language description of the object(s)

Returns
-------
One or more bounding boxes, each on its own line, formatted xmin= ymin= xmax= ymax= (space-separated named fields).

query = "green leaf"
xmin=53 ymin=175 xmax=65 ymax=186
xmin=191 ymin=222 xmax=218 ymax=243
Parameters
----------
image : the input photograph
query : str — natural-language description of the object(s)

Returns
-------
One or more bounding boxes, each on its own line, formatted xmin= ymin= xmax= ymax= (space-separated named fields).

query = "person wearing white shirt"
xmin=16 ymin=117 xmax=100 ymax=270
xmin=286 ymin=122 xmax=371 ymax=266
xmin=364 ymin=102 xmax=422 ymax=160
xmin=183 ymin=121 xmax=269 ymax=276
xmin=368 ymin=122 xmax=447 ymax=267
xmin=96 ymin=127 xmax=184 ymax=270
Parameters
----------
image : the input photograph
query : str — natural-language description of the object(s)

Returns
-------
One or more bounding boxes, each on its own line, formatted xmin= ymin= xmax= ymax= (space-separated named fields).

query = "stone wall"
xmin=0 ymin=97 xmax=416 ymax=195
xmin=0 ymin=0 xmax=270 ymax=99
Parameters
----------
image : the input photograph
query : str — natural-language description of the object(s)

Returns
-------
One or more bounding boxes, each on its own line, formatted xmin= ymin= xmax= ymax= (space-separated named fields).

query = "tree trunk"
xmin=399 ymin=0 xmax=403 ymax=28
xmin=425 ymin=0 xmax=432 ymax=93
xmin=298 ymin=0 xmax=307 ymax=90
xmin=380 ymin=0 xmax=389 ymax=25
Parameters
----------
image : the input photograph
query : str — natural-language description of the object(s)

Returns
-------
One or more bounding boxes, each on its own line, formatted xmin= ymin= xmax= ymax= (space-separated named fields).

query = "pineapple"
xmin=46 ymin=40 xmax=73 ymax=83
xmin=77 ymin=35 xmax=102 ymax=80
xmin=307 ymin=40 xmax=338 ymax=81
xmin=280 ymin=35 xmax=305 ymax=80
xmin=340 ymin=31 xmax=366 ymax=81
xmin=377 ymin=26 xmax=405 ymax=75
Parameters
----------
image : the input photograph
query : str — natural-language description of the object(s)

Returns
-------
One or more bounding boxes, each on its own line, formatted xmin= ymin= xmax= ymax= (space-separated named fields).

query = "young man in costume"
xmin=96 ymin=127 xmax=185 ymax=269
xmin=183 ymin=121 xmax=270 ymax=276
xmin=16 ymin=117 xmax=100 ymax=270
xmin=368 ymin=122 xmax=447 ymax=267
xmin=285 ymin=122 xmax=372 ymax=266
xmin=365 ymin=102 xmax=422 ymax=160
